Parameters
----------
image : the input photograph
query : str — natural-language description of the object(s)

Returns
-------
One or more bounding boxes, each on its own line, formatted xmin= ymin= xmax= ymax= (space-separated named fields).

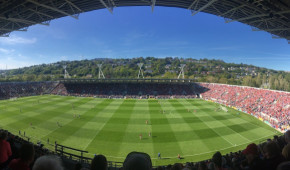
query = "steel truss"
xmin=0 ymin=0 xmax=289 ymax=42
xmin=177 ymin=64 xmax=186 ymax=79
xmin=137 ymin=63 xmax=144 ymax=79
xmin=97 ymin=64 xmax=105 ymax=79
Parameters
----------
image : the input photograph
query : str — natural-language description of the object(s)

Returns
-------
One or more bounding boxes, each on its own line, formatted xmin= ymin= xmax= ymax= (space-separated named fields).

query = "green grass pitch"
xmin=0 ymin=95 xmax=280 ymax=166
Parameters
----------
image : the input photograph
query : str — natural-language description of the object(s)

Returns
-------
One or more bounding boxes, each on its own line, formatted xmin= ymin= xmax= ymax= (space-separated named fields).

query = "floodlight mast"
xmin=97 ymin=64 xmax=105 ymax=79
xmin=137 ymin=63 xmax=144 ymax=79
xmin=63 ymin=65 xmax=71 ymax=79
xmin=177 ymin=64 xmax=186 ymax=79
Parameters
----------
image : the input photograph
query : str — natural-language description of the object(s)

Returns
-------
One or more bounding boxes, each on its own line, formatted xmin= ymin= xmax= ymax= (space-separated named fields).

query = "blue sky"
xmin=0 ymin=6 xmax=289 ymax=71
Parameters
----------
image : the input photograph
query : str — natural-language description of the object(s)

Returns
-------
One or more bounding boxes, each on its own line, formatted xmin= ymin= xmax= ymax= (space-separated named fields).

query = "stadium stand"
xmin=0 ymin=80 xmax=290 ymax=170
xmin=0 ymin=82 xmax=58 ymax=100
xmin=199 ymin=83 xmax=290 ymax=132
xmin=51 ymin=82 xmax=204 ymax=99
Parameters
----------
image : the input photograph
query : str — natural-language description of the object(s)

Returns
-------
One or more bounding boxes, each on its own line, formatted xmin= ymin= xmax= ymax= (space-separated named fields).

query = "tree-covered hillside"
xmin=0 ymin=57 xmax=289 ymax=91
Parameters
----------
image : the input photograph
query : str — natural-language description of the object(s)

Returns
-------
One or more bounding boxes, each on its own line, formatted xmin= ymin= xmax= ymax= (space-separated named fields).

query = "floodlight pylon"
xmin=137 ymin=63 xmax=144 ymax=79
xmin=97 ymin=64 xmax=105 ymax=79
xmin=177 ymin=64 xmax=186 ymax=79
xmin=63 ymin=65 xmax=71 ymax=79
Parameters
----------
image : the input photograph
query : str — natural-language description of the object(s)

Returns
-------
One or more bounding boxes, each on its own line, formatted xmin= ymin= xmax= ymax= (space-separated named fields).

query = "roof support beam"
xmin=151 ymin=0 xmax=156 ymax=12
xmin=226 ymin=10 xmax=290 ymax=24
xmin=191 ymin=0 xmax=218 ymax=16
xmin=27 ymin=9 xmax=54 ymax=19
xmin=0 ymin=28 xmax=27 ymax=32
xmin=225 ymin=14 xmax=267 ymax=23
xmin=219 ymin=4 xmax=246 ymax=17
xmin=64 ymin=0 xmax=83 ymax=13
xmin=27 ymin=0 xmax=79 ymax=19
xmin=99 ymin=0 xmax=114 ymax=14
xmin=0 ymin=17 xmax=38 ymax=25
xmin=252 ymin=28 xmax=290 ymax=32
xmin=248 ymin=18 xmax=273 ymax=24
xmin=276 ymin=10 xmax=290 ymax=15
xmin=272 ymin=35 xmax=283 ymax=39
xmin=188 ymin=0 xmax=199 ymax=10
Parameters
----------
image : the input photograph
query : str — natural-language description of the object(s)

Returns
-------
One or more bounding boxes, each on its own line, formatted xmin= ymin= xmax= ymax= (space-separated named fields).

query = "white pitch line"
xmin=86 ymin=133 xmax=275 ymax=159
xmin=186 ymin=101 xmax=252 ymax=143
xmin=82 ymin=122 xmax=107 ymax=150
xmin=180 ymin=100 xmax=236 ymax=146
xmin=212 ymin=115 xmax=251 ymax=142
xmin=82 ymin=100 xmax=123 ymax=150
xmin=192 ymin=112 xmax=235 ymax=146
xmin=201 ymin=99 xmax=279 ymax=134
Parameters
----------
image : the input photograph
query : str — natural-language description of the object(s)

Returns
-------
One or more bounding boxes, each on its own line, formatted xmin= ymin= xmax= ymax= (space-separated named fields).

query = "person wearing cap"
xmin=241 ymin=143 xmax=264 ymax=170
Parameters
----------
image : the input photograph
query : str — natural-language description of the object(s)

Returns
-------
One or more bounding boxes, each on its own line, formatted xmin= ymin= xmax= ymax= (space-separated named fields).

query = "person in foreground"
xmin=9 ymin=143 xmax=35 ymax=170
xmin=32 ymin=155 xmax=63 ymax=170
xmin=0 ymin=131 xmax=12 ymax=169
xmin=91 ymin=154 xmax=107 ymax=170
xmin=123 ymin=151 xmax=152 ymax=170
xmin=240 ymin=143 xmax=264 ymax=170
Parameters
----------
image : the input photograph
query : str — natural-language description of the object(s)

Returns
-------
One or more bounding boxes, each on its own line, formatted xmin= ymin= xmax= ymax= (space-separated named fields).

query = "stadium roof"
xmin=59 ymin=78 xmax=196 ymax=84
xmin=1 ymin=0 xmax=290 ymax=42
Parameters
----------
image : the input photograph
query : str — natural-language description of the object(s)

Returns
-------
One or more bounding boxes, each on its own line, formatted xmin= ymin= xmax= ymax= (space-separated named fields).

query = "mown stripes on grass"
xmin=85 ymin=100 xmax=136 ymax=157
xmin=0 ymin=96 xmax=280 ymax=166
xmin=148 ymin=100 xmax=184 ymax=162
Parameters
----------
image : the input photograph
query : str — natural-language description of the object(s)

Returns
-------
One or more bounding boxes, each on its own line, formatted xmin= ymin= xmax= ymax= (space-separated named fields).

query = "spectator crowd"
xmin=199 ymin=83 xmax=289 ymax=132
xmin=0 ymin=82 xmax=58 ymax=100
xmin=51 ymin=82 xmax=203 ymax=99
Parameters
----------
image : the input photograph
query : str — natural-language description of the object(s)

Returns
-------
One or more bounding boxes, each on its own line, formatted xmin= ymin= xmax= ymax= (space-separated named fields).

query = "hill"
xmin=0 ymin=57 xmax=289 ymax=91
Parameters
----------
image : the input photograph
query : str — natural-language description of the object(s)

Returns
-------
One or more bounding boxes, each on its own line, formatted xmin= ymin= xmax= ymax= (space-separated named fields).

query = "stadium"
xmin=0 ymin=0 xmax=290 ymax=170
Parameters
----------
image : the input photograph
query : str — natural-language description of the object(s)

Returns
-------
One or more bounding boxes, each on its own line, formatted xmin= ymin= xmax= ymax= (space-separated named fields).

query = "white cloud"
xmin=0 ymin=55 xmax=39 ymax=69
xmin=0 ymin=48 xmax=14 ymax=54
xmin=0 ymin=35 xmax=37 ymax=45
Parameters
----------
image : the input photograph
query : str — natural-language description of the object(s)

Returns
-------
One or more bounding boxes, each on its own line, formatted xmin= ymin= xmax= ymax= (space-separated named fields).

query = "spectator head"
xmin=20 ymin=143 xmax=35 ymax=164
xmin=0 ymin=131 xmax=8 ymax=140
xmin=32 ymin=155 xmax=63 ymax=170
xmin=263 ymin=141 xmax=281 ymax=159
xmin=276 ymin=161 xmax=290 ymax=170
xmin=198 ymin=161 xmax=207 ymax=170
xmin=212 ymin=151 xmax=222 ymax=168
xmin=171 ymin=163 xmax=183 ymax=170
xmin=156 ymin=166 xmax=163 ymax=170
xmin=91 ymin=154 xmax=107 ymax=170
xmin=242 ymin=143 xmax=258 ymax=162
xmin=282 ymin=144 xmax=290 ymax=161
xmin=123 ymin=152 xmax=152 ymax=170
xmin=75 ymin=163 xmax=82 ymax=170
xmin=285 ymin=130 xmax=290 ymax=144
